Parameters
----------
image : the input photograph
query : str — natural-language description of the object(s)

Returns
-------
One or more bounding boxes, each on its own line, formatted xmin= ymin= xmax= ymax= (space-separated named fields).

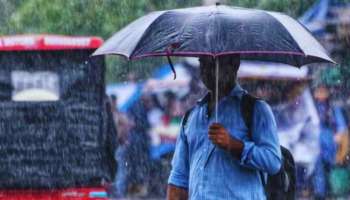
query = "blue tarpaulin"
xmin=299 ymin=0 xmax=349 ymax=36
xmin=299 ymin=0 xmax=330 ymax=36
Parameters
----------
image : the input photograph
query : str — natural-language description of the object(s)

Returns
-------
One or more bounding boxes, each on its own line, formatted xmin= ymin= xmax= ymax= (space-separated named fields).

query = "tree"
xmin=0 ymin=0 xmax=23 ymax=34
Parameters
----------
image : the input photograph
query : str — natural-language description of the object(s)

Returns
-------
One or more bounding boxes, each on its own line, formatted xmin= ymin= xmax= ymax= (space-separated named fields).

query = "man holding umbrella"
xmin=167 ymin=55 xmax=282 ymax=199
xmin=92 ymin=3 xmax=335 ymax=199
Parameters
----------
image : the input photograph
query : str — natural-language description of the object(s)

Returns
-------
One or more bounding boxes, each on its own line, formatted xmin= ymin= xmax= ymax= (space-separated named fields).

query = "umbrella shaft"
xmin=215 ymin=59 xmax=219 ymax=122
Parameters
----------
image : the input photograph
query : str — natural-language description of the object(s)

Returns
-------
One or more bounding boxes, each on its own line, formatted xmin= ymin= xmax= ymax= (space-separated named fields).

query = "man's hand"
xmin=167 ymin=184 xmax=188 ymax=200
xmin=208 ymin=123 xmax=244 ymax=157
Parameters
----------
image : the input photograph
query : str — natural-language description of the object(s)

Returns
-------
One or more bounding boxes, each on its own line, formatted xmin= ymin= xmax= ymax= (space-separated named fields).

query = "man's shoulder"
xmin=255 ymin=98 xmax=271 ymax=111
xmin=252 ymin=99 xmax=276 ymax=124
xmin=240 ymin=94 xmax=271 ymax=112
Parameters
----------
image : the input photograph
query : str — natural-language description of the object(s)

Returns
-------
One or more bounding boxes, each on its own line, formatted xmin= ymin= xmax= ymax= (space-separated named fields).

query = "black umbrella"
xmin=93 ymin=4 xmax=335 ymax=121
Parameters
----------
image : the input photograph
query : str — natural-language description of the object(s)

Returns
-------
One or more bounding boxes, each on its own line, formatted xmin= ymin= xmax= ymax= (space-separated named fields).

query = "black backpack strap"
xmin=240 ymin=93 xmax=259 ymax=140
xmin=182 ymin=107 xmax=194 ymax=130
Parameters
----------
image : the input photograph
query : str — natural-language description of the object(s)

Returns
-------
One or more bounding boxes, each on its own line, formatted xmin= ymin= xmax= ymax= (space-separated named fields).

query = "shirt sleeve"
xmin=168 ymin=118 xmax=190 ymax=189
xmin=240 ymin=100 xmax=282 ymax=175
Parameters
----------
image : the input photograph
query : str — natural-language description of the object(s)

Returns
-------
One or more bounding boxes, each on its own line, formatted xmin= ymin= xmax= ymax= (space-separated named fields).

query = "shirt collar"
xmin=197 ymin=84 xmax=246 ymax=105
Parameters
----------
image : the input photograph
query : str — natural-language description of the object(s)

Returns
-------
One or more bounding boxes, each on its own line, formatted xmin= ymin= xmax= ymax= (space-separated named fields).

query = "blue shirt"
xmin=168 ymin=85 xmax=282 ymax=200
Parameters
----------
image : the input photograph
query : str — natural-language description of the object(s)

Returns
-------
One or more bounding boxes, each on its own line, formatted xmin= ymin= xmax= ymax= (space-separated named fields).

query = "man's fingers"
xmin=211 ymin=122 xmax=222 ymax=126
xmin=209 ymin=134 xmax=221 ymax=140
xmin=209 ymin=125 xmax=221 ymax=129
xmin=208 ymin=130 xmax=225 ymax=136
xmin=209 ymin=135 xmax=220 ymax=144
xmin=209 ymin=134 xmax=224 ymax=144
xmin=209 ymin=123 xmax=223 ymax=129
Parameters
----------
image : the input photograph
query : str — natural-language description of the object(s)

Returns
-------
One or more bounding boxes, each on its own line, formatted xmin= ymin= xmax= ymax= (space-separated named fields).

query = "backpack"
xmin=182 ymin=93 xmax=296 ymax=200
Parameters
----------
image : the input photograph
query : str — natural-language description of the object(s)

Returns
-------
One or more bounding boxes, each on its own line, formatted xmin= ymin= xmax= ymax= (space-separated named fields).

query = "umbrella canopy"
xmin=93 ymin=4 xmax=335 ymax=67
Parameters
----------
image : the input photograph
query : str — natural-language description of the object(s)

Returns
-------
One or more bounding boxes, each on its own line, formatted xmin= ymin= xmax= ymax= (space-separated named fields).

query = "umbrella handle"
xmin=166 ymin=43 xmax=181 ymax=80
xmin=166 ymin=55 xmax=177 ymax=80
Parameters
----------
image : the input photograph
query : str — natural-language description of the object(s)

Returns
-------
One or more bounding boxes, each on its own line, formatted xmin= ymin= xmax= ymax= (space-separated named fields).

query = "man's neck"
xmin=209 ymin=83 xmax=236 ymax=103
xmin=207 ymin=83 xmax=236 ymax=117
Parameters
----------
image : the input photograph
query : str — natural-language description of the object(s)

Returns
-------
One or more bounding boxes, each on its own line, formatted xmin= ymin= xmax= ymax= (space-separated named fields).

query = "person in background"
xmin=162 ymin=91 xmax=184 ymax=127
xmin=127 ymin=94 xmax=153 ymax=197
xmin=109 ymin=94 xmax=134 ymax=198
xmin=312 ymin=85 xmax=348 ymax=199
xmin=148 ymin=92 xmax=185 ymax=197
xmin=112 ymin=95 xmax=134 ymax=145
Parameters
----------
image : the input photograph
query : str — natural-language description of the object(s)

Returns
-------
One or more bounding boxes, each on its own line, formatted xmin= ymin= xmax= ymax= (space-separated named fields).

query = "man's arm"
xmin=167 ymin=116 xmax=190 ymax=199
xmin=239 ymin=100 xmax=282 ymax=174
xmin=167 ymin=184 xmax=188 ymax=200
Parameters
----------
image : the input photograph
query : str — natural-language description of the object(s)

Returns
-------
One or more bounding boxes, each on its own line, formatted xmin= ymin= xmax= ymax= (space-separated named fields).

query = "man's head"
xmin=199 ymin=55 xmax=240 ymax=92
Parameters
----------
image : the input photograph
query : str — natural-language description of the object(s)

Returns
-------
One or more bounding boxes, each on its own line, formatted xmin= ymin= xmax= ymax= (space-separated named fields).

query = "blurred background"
xmin=1 ymin=0 xmax=350 ymax=199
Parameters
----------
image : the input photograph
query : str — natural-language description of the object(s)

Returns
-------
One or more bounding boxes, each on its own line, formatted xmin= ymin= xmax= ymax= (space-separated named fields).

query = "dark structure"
xmin=0 ymin=36 xmax=117 ymax=189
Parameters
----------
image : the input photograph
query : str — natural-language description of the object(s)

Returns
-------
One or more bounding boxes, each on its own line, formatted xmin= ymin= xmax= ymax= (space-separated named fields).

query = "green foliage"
xmin=9 ymin=0 xmax=147 ymax=38
xmin=5 ymin=0 xmax=203 ymax=38
xmin=226 ymin=0 xmax=315 ymax=16
xmin=0 ymin=0 xmax=23 ymax=34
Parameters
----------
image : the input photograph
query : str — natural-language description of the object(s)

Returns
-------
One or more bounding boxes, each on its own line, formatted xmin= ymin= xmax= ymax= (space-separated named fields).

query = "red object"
xmin=161 ymin=115 xmax=171 ymax=125
xmin=0 ymin=187 xmax=108 ymax=200
xmin=0 ymin=34 xmax=107 ymax=199
xmin=0 ymin=35 xmax=103 ymax=51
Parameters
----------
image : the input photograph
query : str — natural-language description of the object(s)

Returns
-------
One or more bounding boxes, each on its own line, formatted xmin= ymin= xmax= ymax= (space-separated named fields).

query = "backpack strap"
xmin=240 ymin=93 xmax=259 ymax=140
xmin=182 ymin=107 xmax=195 ymax=130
